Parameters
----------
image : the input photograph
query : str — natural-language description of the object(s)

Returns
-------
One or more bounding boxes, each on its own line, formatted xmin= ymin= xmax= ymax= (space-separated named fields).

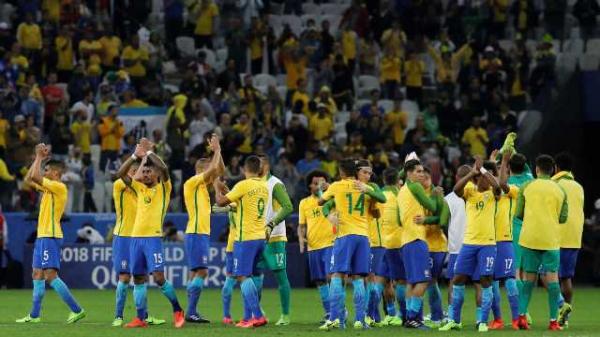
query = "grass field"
xmin=0 ymin=287 xmax=598 ymax=336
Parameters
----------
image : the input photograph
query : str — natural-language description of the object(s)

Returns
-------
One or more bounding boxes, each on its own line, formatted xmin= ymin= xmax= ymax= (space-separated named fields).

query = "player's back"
xmin=36 ymin=178 xmax=68 ymax=238
xmin=424 ymin=187 xmax=448 ymax=252
xmin=183 ymin=173 xmax=211 ymax=235
xmin=519 ymin=178 xmax=566 ymax=250
xmin=323 ymin=179 xmax=369 ymax=237
xmin=553 ymin=173 xmax=584 ymax=248
xmin=397 ymin=182 xmax=427 ymax=246
xmin=113 ymin=178 xmax=138 ymax=237
xmin=228 ymin=178 xmax=269 ymax=241
xmin=131 ymin=179 xmax=172 ymax=237
xmin=463 ymin=182 xmax=496 ymax=246
xmin=299 ymin=195 xmax=334 ymax=251
xmin=494 ymin=185 xmax=519 ymax=242
xmin=381 ymin=188 xmax=402 ymax=249
xmin=367 ymin=183 xmax=384 ymax=247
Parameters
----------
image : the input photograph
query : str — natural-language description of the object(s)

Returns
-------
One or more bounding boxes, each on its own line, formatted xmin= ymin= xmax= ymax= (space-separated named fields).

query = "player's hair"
xmin=306 ymin=170 xmax=330 ymax=189
xmin=244 ymin=155 xmax=262 ymax=174
xmin=554 ymin=152 xmax=573 ymax=172
xmin=483 ymin=160 xmax=498 ymax=175
xmin=535 ymin=154 xmax=555 ymax=176
xmin=339 ymin=158 xmax=357 ymax=177
xmin=383 ymin=168 xmax=399 ymax=186
xmin=422 ymin=166 xmax=431 ymax=175
xmin=509 ymin=153 xmax=527 ymax=174
xmin=195 ymin=157 xmax=210 ymax=170
xmin=456 ymin=165 xmax=471 ymax=179
xmin=355 ymin=159 xmax=371 ymax=172
xmin=46 ymin=159 xmax=66 ymax=172
xmin=404 ymin=159 xmax=422 ymax=173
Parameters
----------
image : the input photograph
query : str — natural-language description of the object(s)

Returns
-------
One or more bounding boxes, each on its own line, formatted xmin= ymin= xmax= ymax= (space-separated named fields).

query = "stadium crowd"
xmin=0 ymin=0 xmax=579 ymax=213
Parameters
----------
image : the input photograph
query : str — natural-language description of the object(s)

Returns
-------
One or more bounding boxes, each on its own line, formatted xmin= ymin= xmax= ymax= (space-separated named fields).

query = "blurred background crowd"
xmin=0 ymin=0 xmax=596 ymax=216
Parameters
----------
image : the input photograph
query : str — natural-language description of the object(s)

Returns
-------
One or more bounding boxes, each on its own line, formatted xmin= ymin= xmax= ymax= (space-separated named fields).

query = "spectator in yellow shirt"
xmin=427 ymin=40 xmax=471 ymax=94
xmin=309 ymin=104 xmax=334 ymax=143
xmin=248 ymin=17 xmax=265 ymax=74
xmin=121 ymin=35 xmax=149 ymax=86
xmin=194 ymin=0 xmax=219 ymax=49
xmin=291 ymin=78 xmax=310 ymax=116
xmin=461 ymin=117 xmax=489 ymax=158
xmin=42 ymin=0 xmax=61 ymax=23
xmin=238 ymin=74 xmax=263 ymax=118
xmin=314 ymin=86 xmax=338 ymax=116
xmin=379 ymin=46 xmax=402 ymax=99
xmin=9 ymin=43 xmax=29 ymax=85
xmin=340 ymin=24 xmax=358 ymax=70
xmin=384 ymin=99 xmax=409 ymax=148
xmin=381 ymin=22 xmax=407 ymax=58
xmin=404 ymin=51 xmax=425 ymax=106
xmin=55 ymin=26 xmax=74 ymax=81
xmin=490 ymin=0 xmax=509 ymax=38
xmin=78 ymin=30 xmax=103 ymax=77
xmin=16 ymin=13 xmax=42 ymax=53
xmin=282 ymin=42 xmax=307 ymax=94
xmin=97 ymin=105 xmax=125 ymax=171
xmin=70 ymin=110 xmax=92 ymax=155
xmin=0 ymin=111 xmax=8 ymax=150
xmin=99 ymin=26 xmax=122 ymax=70
xmin=233 ymin=113 xmax=253 ymax=154
xmin=121 ymin=89 xmax=149 ymax=108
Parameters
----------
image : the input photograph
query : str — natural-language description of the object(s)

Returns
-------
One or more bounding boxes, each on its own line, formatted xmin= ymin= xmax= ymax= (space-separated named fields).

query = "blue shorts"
xmin=308 ymin=247 xmax=333 ymax=281
xmin=402 ymin=240 xmax=431 ymax=284
xmin=233 ymin=240 xmax=265 ymax=277
xmin=385 ymin=248 xmax=406 ymax=280
xmin=429 ymin=252 xmax=447 ymax=279
xmin=494 ymin=241 xmax=516 ymax=280
xmin=130 ymin=237 xmax=165 ymax=276
xmin=559 ymin=248 xmax=579 ymax=279
xmin=33 ymin=238 xmax=62 ymax=270
xmin=446 ymin=253 xmax=458 ymax=279
xmin=330 ymin=235 xmax=370 ymax=275
xmin=225 ymin=252 xmax=234 ymax=275
xmin=184 ymin=233 xmax=210 ymax=270
xmin=112 ymin=235 xmax=131 ymax=274
xmin=455 ymin=244 xmax=497 ymax=280
xmin=370 ymin=247 xmax=387 ymax=276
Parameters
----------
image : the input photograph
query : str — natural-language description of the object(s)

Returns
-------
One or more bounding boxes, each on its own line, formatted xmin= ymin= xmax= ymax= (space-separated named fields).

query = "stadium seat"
xmin=270 ymin=2 xmax=284 ymax=15
xmin=302 ymin=3 xmax=320 ymax=14
xmin=253 ymin=74 xmax=277 ymax=88
xmin=379 ymin=99 xmax=394 ymax=113
xmin=579 ymin=53 xmax=600 ymax=71
xmin=569 ymin=26 xmax=581 ymax=39
xmin=563 ymin=38 xmax=584 ymax=54
xmin=164 ymin=83 xmax=180 ymax=94
xmin=256 ymin=85 xmax=269 ymax=95
xmin=216 ymin=48 xmax=228 ymax=62
xmin=335 ymin=110 xmax=350 ymax=124
xmin=498 ymin=39 xmax=514 ymax=52
xmin=276 ymin=85 xmax=288 ymax=100
xmin=587 ymin=38 xmax=600 ymax=54
xmin=355 ymin=99 xmax=370 ymax=109
xmin=276 ymin=74 xmax=287 ymax=86
xmin=557 ymin=53 xmax=578 ymax=85
xmin=401 ymin=100 xmax=420 ymax=129
xmin=525 ymin=39 xmax=537 ymax=54
xmin=199 ymin=48 xmax=217 ymax=68
xmin=357 ymin=75 xmax=380 ymax=92
xmin=176 ymin=36 xmax=195 ymax=57
xmin=320 ymin=3 xmax=345 ymax=15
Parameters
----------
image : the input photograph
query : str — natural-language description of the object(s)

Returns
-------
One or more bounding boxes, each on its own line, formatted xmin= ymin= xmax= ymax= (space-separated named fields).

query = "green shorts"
xmin=512 ymin=223 xmax=523 ymax=270
xmin=257 ymin=241 xmax=287 ymax=271
xmin=521 ymin=246 xmax=560 ymax=274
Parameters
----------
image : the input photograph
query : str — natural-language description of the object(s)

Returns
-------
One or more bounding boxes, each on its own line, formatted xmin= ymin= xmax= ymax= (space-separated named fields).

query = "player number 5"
xmin=153 ymin=253 xmax=163 ymax=264
xmin=43 ymin=250 xmax=49 ymax=261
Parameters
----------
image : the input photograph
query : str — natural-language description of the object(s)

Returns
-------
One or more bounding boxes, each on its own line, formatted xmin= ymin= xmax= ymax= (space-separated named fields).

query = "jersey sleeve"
xmin=185 ymin=173 xmax=206 ymax=191
xmin=515 ymin=180 xmax=532 ymax=220
xmin=271 ymin=183 xmax=293 ymax=224
xmin=113 ymin=178 xmax=126 ymax=195
xmin=130 ymin=179 xmax=144 ymax=194
xmin=225 ymin=180 xmax=246 ymax=203
xmin=407 ymin=180 xmax=437 ymax=212
xmin=321 ymin=182 xmax=336 ymax=201
xmin=41 ymin=178 xmax=67 ymax=196
xmin=558 ymin=185 xmax=569 ymax=224
xmin=298 ymin=199 xmax=307 ymax=226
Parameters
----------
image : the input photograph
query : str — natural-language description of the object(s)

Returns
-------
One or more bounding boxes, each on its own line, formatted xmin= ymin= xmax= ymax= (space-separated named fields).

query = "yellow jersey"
xmin=463 ymin=183 xmax=497 ymax=246
xmin=517 ymin=177 xmax=568 ymax=250
xmin=35 ymin=178 xmax=68 ymax=238
xmin=321 ymin=179 xmax=370 ymax=238
xmin=112 ymin=178 xmax=137 ymax=237
xmin=424 ymin=188 xmax=448 ymax=252
xmin=552 ymin=172 xmax=584 ymax=248
xmin=380 ymin=56 xmax=402 ymax=82
xmin=99 ymin=36 xmax=122 ymax=66
xmin=226 ymin=177 xmax=269 ymax=241
xmin=309 ymin=115 xmax=333 ymax=141
xmin=0 ymin=118 xmax=8 ymax=147
xmin=195 ymin=2 xmax=219 ymax=35
xmin=398 ymin=180 xmax=436 ymax=246
xmin=122 ymin=46 xmax=149 ymax=77
xmin=341 ymin=30 xmax=357 ymax=60
xmin=368 ymin=202 xmax=384 ymax=247
xmin=381 ymin=188 xmax=402 ymax=249
xmin=184 ymin=173 xmax=211 ymax=235
xmin=495 ymin=185 xmax=519 ymax=242
xmin=130 ymin=179 xmax=172 ymax=237
xmin=55 ymin=35 xmax=74 ymax=71
xmin=70 ymin=121 xmax=92 ymax=154
xmin=299 ymin=195 xmax=334 ymax=251
xmin=462 ymin=127 xmax=489 ymax=158
xmin=404 ymin=59 xmax=425 ymax=87
xmin=17 ymin=23 xmax=42 ymax=50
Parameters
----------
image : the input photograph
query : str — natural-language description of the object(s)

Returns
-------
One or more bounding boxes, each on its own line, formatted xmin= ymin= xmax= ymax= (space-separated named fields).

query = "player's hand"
xmin=134 ymin=144 xmax=146 ymax=158
xmin=472 ymin=156 xmax=483 ymax=175
xmin=489 ymin=149 xmax=499 ymax=162
xmin=34 ymin=143 xmax=46 ymax=157
xmin=414 ymin=215 xmax=425 ymax=224
xmin=265 ymin=221 xmax=275 ymax=241
xmin=327 ymin=211 xmax=339 ymax=227
xmin=433 ymin=186 xmax=444 ymax=196
xmin=317 ymin=177 xmax=329 ymax=191
xmin=353 ymin=180 xmax=370 ymax=193
xmin=501 ymin=148 xmax=512 ymax=163
xmin=210 ymin=133 xmax=221 ymax=152
xmin=299 ymin=241 xmax=305 ymax=254
xmin=139 ymin=137 xmax=154 ymax=152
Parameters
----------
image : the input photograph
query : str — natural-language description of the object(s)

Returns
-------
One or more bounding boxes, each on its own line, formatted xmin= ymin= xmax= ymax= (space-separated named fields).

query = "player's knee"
xmin=197 ymin=268 xmax=208 ymax=278
xmin=119 ymin=273 xmax=131 ymax=283
xmin=452 ymin=275 xmax=467 ymax=285
xmin=153 ymin=272 xmax=166 ymax=285
xmin=505 ymin=278 xmax=518 ymax=297
xmin=480 ymin=277 xmax=492 ymax=287
xmin=43 ymin=269 xmax=58 ymax=282
xmin=32 ymin=269 xmax=44 ymax=280
xmin=133 ymin=275 xmax=145 ymax=284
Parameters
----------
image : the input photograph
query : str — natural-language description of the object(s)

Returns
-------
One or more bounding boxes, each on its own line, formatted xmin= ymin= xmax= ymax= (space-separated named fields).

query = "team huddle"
xmin=15 ymin=133 xmax=584 ymax=332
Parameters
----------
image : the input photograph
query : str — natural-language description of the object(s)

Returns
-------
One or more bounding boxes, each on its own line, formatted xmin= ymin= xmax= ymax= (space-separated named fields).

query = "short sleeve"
xmin=164 ymin=179 xmax=173 ymax=194
xmin=321 ymin=182 xmax=336 ymax=201
xmin=113 ymin=178 xmax=126 ymax=195
xmin=41 ymin=178 xmax=67 ymax=196
xmin=298 ymin=200 xmax=306 ymax=226
xmin=225 ymin=180 xmax=246 ymax=203
xmin=130 ymin=179 xmax=144 ymax=193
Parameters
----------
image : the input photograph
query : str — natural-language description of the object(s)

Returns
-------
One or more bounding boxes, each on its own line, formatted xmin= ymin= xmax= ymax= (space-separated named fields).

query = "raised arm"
xmin=27 ymin=144 xmax=49 ymax=186
xmin=498 ymin=150 xmax=510 ymax=194
xmin=454 ymin=159 xmax=480 ymax=197
xmin=147 ymin=152 xmax=170 ymax=182
xmin=117 ymin=145 xmax=145 ymax=186
xmin=203 ymin=134 xmax=224 ymax=183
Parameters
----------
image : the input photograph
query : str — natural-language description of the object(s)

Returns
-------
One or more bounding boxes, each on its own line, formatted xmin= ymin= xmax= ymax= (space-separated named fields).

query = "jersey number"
xmin=345 ymin=193 xmax=365 ymax=216
xmin=476 ymin=201 xmax=485 ymax=211
xmin=257 ymin=198 xmax=265 ymax=219
xmin=153 ymin=253 xmax=163 ymax=264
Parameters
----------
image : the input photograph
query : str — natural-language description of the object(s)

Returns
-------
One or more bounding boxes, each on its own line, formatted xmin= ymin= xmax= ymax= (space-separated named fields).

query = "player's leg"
xmin=440 ymin=245 xmax=478 ymax=330
xmin=125 ymin=238 xmax=149 ymax=328
xmin=426 ymin=252 xmax=445 ymax=327
xmin=264 ymin=241 xmax=291 ymax=325
xmin=309 ymin=247 xmax=330 ymax=321
xmin=17 ymin=238 xmax=46 ymax=323
xmin=517 ymin=247 xmax=543 ymax=329
xmin=148 ymin=238 xmax=184 ymax=328
xmin=321 ymin=237 xmax=350 ymax=330
xmin=446 ymin=253 xmax=457 ymax=322
xmin=352 ymin=235 xmax=371 ymax=329
xmin=112 ymin=236 xmax=130 ymax=326
xmin=540 ymin=250 xmax=562 ymax=330
xmin=235 ymin=240 xmax=267 ymax=328
xmin=402 ymin=240 xmax=430 ymax=328
xmin=558 ymin=248 xmax=578 ymax=327
xmin=43 ymin=238 xmax=85 ymax=323
xmin=184 ymin=234 xmax=210 ymax=323
xmin=477 ymin=246 xmax=497 ymax=332
xmin=113 ymin=273 xmax=130 ymax=325
xmin=222 ymin=252 xmax=237 ymax=324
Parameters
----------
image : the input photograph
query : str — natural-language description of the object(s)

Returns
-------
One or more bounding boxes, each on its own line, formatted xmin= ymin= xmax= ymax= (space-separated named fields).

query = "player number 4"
xmin=345 ymin=193 xmax=365 ymax=216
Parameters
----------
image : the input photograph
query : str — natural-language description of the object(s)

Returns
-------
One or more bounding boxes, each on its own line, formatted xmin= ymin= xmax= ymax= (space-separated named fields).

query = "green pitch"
xmin=0 ymin=287 xmax=598 ymax=336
